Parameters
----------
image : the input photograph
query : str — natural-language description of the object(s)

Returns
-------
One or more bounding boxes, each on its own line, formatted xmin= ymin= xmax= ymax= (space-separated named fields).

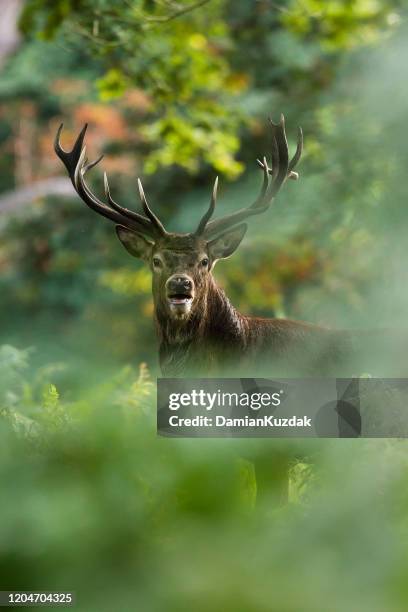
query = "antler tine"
xmin=54 ymin=123 xmax=88 ymax=184
xmin=253 ymin=156 xmax=269 ymax=207
xmin=201 ymin=114 xmax=302 ymax=239
xmin=270 ymin=120 xmax=280 ymax=180
xmin=137 ymin=179 xmax=167 ymax=236
xmin=265 ymin=114 xmax=289 ymax=199
xmin=254 ymin=121 xmax=281 ymax=182
xmin=288 ymin=126 xmax=303 ymax=172
xmin=55 ymin=124 xmax=165 ymax=239
xmin=84 ymin=154 xmax=104 ymax=173
xmin=72 ymin=146 xmax=139 ymax=228
xmin=195 ymin=176 xmax=218 ymax=236
xmin=257 ymin=123 xmax=303 ymax=180
xmin=103 ymin=173 xmax=152 ymax=231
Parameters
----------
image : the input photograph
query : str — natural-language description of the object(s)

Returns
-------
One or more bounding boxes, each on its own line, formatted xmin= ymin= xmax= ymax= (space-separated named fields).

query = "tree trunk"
xmin=0 ymin=0 xmax=24 ymax=70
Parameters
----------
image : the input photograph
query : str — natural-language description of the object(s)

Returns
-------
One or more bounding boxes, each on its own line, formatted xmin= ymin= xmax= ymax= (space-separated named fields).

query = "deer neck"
xmin=155 ymin=275 xmax=246 ymax=356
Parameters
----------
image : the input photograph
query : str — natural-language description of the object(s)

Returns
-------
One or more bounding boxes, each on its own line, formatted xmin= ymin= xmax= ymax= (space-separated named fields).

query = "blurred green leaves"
xmin=19 ymin=0 xmax=247 ymax=177
xmin=2 ymin=346 xmax=408 ymax=610
xmin=0 ymin=0 xmax=407 ymax=371
xmin=2 ymin=3 xmax=408 ymax=608
xmin=283 ymin=0 xmax=401 ymax=50
xmin=96 ymin=68 xmax=128 ymax=101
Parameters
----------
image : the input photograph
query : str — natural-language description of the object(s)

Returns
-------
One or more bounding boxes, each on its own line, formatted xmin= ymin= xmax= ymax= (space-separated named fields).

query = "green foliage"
xmin=283 ymin=0 xmax=400 ymax=50
xmin=19 ymin=0 xmax=76 ymax=40
xmin=2 ymin=5 xmax=408 ymax=605
xmin=2 ymin=346 xmax=408 ymax=609
xmin=0 ymin=0 xmax=406 ymax=370
xmin=96 ymin=67 xmax=128 ymax=100
xmin=141 ymin=107 xmax=244 ymax=177
xmin=0 ymin=345 xmax=155 ymax=436
xmin=0 ymin=5 xmax=408 ymax=612
xmin=19 ymin=0 xmax=247 ymax=177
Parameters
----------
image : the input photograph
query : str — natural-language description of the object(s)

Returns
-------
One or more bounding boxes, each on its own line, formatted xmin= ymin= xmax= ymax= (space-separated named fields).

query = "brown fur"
xmin=156 ymin=273 xmax=352 ymax=376
xmin=115 ymin=228 xmax=405 ymax=377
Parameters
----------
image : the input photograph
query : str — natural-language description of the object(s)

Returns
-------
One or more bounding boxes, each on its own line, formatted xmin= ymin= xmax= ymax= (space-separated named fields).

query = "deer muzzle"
xmin=166 ymin=275 xmax=194 ymax=317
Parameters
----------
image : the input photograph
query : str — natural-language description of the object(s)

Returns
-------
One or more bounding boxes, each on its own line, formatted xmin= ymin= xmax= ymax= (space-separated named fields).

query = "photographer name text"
xmin=167 ymin=389 xmax=311 ymax=428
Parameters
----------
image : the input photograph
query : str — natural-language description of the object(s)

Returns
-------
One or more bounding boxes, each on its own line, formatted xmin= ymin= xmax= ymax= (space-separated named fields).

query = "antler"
xmin=195 ymin=114 xmax=303 ymax=238
xmin=54 ymin=124 xmax=167 ymax=239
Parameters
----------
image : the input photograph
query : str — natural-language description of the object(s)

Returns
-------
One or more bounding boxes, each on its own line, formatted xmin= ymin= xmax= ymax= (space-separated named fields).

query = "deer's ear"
xmin=207 ymin=223 xmax=247 ymax=262
xmin=115 ymin=226 xmax=153 ymax=260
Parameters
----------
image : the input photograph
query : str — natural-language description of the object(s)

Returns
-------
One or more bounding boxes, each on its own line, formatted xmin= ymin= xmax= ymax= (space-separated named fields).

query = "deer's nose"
xmin=166 ymin=275 xmax=193 ymax=294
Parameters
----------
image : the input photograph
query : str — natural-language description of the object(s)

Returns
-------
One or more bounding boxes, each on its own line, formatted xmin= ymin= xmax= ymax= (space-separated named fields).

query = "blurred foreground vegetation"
xmin=2 ymin=345 xmax=408 ymax=610
xmin=2 ymin=0 xmax=408 ymax=608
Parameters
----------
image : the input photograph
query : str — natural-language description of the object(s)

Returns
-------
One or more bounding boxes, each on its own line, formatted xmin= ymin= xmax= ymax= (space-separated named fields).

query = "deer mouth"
xmin=167 ymin=292 xmax=193 ymax=316
xmin=168 ymin=293 xmax=193 ymax=306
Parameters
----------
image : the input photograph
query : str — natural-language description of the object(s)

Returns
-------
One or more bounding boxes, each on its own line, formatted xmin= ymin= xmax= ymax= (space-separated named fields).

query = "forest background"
xmin=1 ymin=1 xmax=408 ymax=610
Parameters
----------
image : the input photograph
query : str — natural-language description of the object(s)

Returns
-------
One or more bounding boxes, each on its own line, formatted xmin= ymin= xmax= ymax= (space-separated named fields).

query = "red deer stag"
xmin=55 ymin=116 xmax=352 ymax=377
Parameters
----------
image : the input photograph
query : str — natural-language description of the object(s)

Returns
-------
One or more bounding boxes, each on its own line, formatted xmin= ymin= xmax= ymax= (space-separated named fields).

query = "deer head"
xmin=55 ymin=116 xmax=302 ymax=321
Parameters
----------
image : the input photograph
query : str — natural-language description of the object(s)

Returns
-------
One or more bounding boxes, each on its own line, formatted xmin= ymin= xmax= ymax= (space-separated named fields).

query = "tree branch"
xmin=145 ymin=0 xmax=212 ymax=24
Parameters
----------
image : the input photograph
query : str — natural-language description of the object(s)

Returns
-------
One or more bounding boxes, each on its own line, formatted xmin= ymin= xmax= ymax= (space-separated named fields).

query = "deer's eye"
xmin=153 ymin=257 xmax=162 ymax=269
xmin=200 ymin=258 xmax=209 ymax=268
